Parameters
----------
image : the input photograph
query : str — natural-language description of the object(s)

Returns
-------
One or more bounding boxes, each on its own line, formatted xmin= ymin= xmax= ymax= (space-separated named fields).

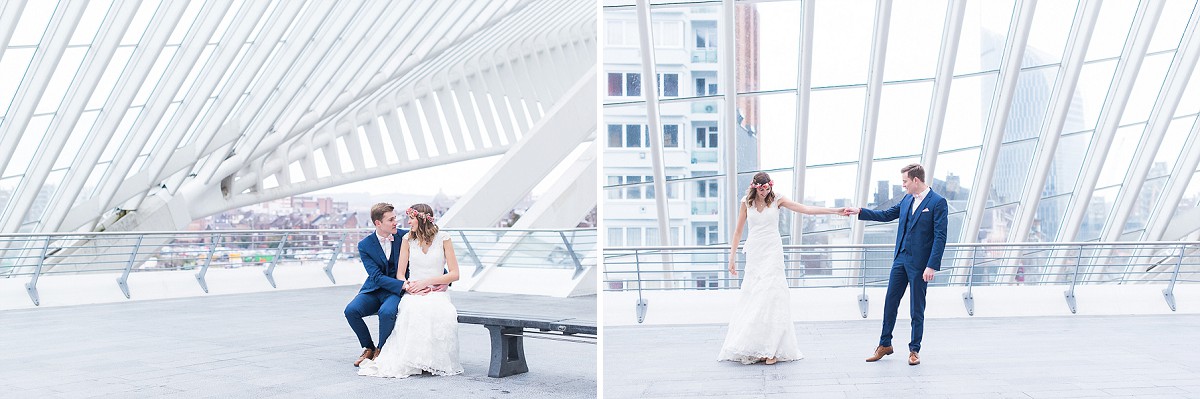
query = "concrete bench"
xmin=457 ymin=311 xmax=596 ymax=378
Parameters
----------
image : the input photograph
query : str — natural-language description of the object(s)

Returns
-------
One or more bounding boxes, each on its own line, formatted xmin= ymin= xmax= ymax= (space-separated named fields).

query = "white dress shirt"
xmin=911 ymin=186 xmax=931 ymax=215
xmin=377 ymin=233 xmax=393 ymax=261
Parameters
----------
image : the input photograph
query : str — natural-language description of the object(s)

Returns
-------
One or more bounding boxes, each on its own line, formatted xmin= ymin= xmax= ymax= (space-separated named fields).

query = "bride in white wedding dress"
xmin=359 ymin=203 xmax=464 ymax=378
xmin=718 ymin=172 xmax=847 ymax=365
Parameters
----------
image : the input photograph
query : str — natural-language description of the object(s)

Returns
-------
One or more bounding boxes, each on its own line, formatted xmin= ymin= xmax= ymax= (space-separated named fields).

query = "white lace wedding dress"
xmin=359 ymin=231 xmax=464 ymax=378
xmin=717 ymin=197 xmax=803 ymax=364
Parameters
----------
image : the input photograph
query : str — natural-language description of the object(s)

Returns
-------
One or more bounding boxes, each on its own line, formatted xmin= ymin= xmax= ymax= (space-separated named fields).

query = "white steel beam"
xmin=851 ymin=0 xmax=893 ymax=248
xmin=0 ymin=0 xmax=140 ymax=233
xmin=0 ymin=1 xmax=87 ymax=188
xmin=438 ymin=67 xmax=596 ymax=228
xmin=790 ymin=0 xmax=814 ymax=243
xmin=41 ymin=0 xmax=191 ymax=233
xmin=921 ymin=0 xmax=966 ymax=180
xmin=1010 ymin=0 xmax=1100 ymax=243
xmin=961 ymin=0 xmax=1038 ymax=244
xmin=0 ymin=0 xmax=28 ymax=79
xmin=1056 ymin=0 xmax=1163 ymax=243
xmin=722 ymin=0 xmax=738 ymax=247
xmin=1103 ymin=4 xmax=1200 ymax=242
xmin=92 ymin=0 xmax=235 ymax=214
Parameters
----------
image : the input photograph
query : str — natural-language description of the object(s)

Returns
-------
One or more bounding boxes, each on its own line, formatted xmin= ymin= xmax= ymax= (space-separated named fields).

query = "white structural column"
xmin=0 ymin=0 xmax=139 ymax=233
xmin=961 ymin=0 xmax=1037 ymax=245
xmin=921 ymin=0 xmax=967 ymax=180
xmin=1145 ymin=115 xmax=1200 ymax=241
xmin=437 ymin=68 xmax=596 ymax=227
xmin=0 ymin=0 xmax=27 ymax=84
xmin=157 ymin=0 xmax=324 ymax=197
xmin=790 ymin=0 xmax=814 ymax=243
xmin=510 ymin=141 xmax=597 ymax=229
xmin=1056 ymin=1 xmax=1163 ymax=243
xmin=1103 ymin=4 xmax=1200 ymax=243
xmin=722 ymin=0 xmax=738 ymax=245
xmin=0 ymin=1 xmax=87 ymax=184
xmin=1010 ymin=0 xmax=1100 ymax=243
xmin=850 ymin=0 xmax=892 ymax=249
xmin=635 ymin=0 xmax=672 ymax=275
xmin=1004 ymin=0 xmax=1100 ymax=284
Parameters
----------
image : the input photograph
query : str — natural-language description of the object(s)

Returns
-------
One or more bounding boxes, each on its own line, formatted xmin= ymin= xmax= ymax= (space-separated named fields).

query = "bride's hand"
xmin=728 ymin=260 xmax=738 ymax=277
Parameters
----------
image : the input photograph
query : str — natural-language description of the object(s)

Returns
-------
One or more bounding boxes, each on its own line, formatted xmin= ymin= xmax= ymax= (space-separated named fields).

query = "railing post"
xmin=459 ymin=231 xmax=486 ymax=277
xmin=857 ymin=247 xmax=869 ymax=318
xmin=1163 ymin=243 xmax=1185 ymax=311
xmin=323 ymin=232 xmax=344 ymax=284
xmin=117 ymin=235 xmax=144 ymax=299
xmin=195 ymin=233 xmax=218 ymax=293
xmin=264 ymin=233 xmax=290 ymax=288
xmin=963 ymin=247 xmax=976 ymax=316
xmin=634 ymin=250 xmax=648 ymax=324
xmin=560 ymin=231 xmax=584 ymax=279
xmin=1064 ymin=244 xmax=1082 ymax=314
xmin=24 ymin=236 xmax=53 ymax=306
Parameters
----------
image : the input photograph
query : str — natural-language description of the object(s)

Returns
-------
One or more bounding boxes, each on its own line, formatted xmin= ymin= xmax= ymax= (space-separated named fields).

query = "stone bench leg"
xmin=485 ymin=325 xmax=529 ymax=378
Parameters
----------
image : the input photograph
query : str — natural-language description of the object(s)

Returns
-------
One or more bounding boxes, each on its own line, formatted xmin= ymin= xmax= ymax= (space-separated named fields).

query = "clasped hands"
xmin=403 ymin=280 xmax=448 ymax=295
xmin=839 ymin=207 xmax=861 ymax=217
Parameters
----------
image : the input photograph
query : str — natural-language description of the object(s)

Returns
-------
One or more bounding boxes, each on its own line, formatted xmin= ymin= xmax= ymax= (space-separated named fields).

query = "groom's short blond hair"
xmin=901 ymin=164 xmax=925 ymax=183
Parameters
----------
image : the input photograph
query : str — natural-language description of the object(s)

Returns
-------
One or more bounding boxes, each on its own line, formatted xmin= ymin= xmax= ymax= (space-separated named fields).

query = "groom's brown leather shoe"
xmin=908 ymin=351 xmax=920 ymax=365
xmin=865 ymin=345 xmax=893 ymax=362
xmin=354 ymin=348 xmax=375 ymax=367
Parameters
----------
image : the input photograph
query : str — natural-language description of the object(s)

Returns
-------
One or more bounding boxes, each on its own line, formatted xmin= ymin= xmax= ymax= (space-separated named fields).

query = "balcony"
xmin=690 ymin=49 xmax=718 ymax=63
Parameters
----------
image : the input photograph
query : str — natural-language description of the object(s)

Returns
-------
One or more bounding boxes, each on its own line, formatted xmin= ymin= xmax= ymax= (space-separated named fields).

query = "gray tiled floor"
xmin=0 ymin=286 xmax=596 ymax=398
xmin=605 ymin=315 xmax=1200 ymax=398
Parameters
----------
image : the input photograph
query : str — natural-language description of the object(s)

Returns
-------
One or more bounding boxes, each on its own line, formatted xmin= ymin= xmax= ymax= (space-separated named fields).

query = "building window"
xmin=608 ymin=227 xmax=624 ymax=247
xmin=653 ymin=21 xmax=684 ymax=47
xmin=607 ymin=73 xmax=623 ymax=96
xmin=663 ymin=124 xmax=679 ymax=148
xmin=607 ymin=175 xmax=623 ymax=199
xmin=695 ymin=25 xmax=717 ymax=49
xmin=695 ymin=77 xmax=718 ymax=96
xmin=626 ymin=227 xmax=642 ymax=246
xmin=626 ymin=176 xmax=642 ymax=199
xmin=607 ymin=124 xmax=622 ymax=147
xmin=606 ymin=20 xmax=639 ymax=46
xmin=696 ymin=126 xmax=718 ymax=148
xmin=625 ymin=125 xmax=642 ymax=147
xmin=606 ymin=72 xmax=642 ymax=97
xmin=697 ymin=178 xmax=719 ymax=199
xmin=694 ymin=273 xmax=719 ymax=289
xmin=695 ymin=223 xmax=719 ymax=245
xmin=657 ymin=73 xmax=679 ymax=97
xmin=607 ymin=124 xmax=680 ymax=148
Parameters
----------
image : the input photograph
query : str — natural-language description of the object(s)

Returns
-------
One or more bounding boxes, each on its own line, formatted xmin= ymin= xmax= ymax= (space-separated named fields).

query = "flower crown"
xmin=750 ymin=180 xmax=774 ymax=189
xmin=405 ymin=207 xmax=436 ymax=224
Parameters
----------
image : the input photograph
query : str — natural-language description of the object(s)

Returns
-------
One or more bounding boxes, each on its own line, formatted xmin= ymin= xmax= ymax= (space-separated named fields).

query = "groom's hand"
xmin=841 ymin=207 xmax=860 ymax=216
xmin=923 ymin=267 xmax=935 ymax=282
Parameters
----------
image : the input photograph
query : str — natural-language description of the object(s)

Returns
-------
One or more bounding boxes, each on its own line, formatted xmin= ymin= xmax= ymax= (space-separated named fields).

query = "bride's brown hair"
xmin=744 ymin=172 xmax=776 ymax=208
xmin=406 ymin=203 xmax=439 ymax=246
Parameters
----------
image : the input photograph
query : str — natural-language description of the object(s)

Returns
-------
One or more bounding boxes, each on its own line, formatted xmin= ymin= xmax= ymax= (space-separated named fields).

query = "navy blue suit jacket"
xmin=356 ymin=229 xmax=410 ymax=296
xmin=858 ymin=190 xmax=949 ymax=272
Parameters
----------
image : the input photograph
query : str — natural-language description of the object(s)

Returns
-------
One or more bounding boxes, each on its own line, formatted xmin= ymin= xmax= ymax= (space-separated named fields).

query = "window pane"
xmin=663 ymin=73 xmax=678 ymax=97
xmin=626 ymin=124 xmax=642 ymax=147
xmin=608 ymin=124 xmax=623 ymax=147
xmin=663 ymin=124 xmax=678 ymax=147
xmin=627 ymin=73 xmax=642 ymax=96
xmin=608 ymin=73 xmax=623 ymax=96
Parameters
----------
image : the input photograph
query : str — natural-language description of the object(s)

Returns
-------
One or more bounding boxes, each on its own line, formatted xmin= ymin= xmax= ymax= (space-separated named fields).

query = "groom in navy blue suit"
xmin=344 ymin=203 xmax=409 ymax=367
xmin=845 ymin=163 xmax=948 ymax=366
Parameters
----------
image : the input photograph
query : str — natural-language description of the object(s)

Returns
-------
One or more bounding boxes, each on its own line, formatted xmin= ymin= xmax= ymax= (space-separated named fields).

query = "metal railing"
xmin=604 ymin=241 xmax=1199 ymax=322
xmin=0 ymin=228 xmax=595 ymax=306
